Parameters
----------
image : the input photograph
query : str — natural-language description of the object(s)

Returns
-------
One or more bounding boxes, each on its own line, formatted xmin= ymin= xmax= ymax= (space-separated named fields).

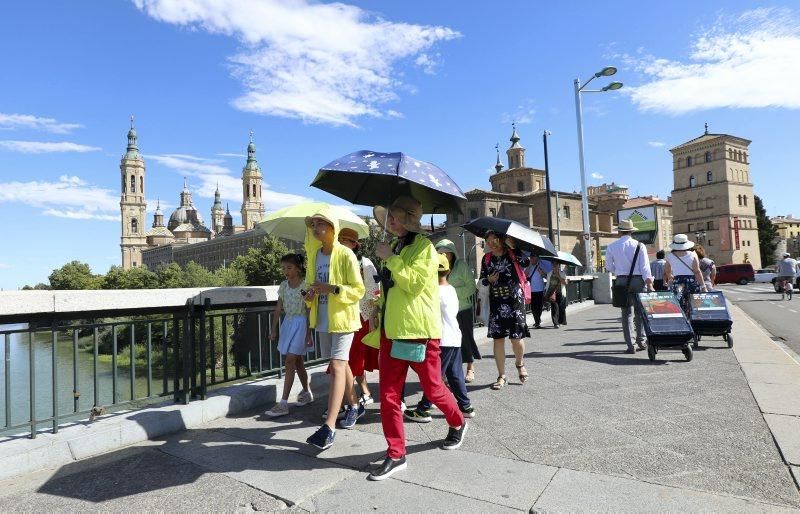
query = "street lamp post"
xmin=573 ymin=66 xmax=623 ymax=273
xmin=542 ymin=130 xmax=554 ymax=243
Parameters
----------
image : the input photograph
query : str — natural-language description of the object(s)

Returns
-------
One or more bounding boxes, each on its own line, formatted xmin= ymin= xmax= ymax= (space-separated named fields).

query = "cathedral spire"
xmin=506 ymin=122 xmax=526 ymax=169
xmin=494 ymin=143 xmax=503 ymax=173
xmin=124 ymin=115 xmax=140 ymax=160
xmin=704 ymin=122 xmax=709 ymax=135
xmin=509 ymin=121 xmax=522 ymax=149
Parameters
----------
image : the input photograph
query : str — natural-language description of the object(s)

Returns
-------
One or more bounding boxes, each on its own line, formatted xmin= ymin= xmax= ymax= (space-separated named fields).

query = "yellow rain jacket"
xmin=304 ymin=209 xmax=365 ymax=333
xmin=383 ymin=233 xmax=442 ymax=340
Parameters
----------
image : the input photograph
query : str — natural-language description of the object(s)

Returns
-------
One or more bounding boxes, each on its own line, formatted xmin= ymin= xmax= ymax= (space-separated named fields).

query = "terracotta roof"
xmin=623 ymin=197 xmax=672 ymax=208
xmin=670 ymin=133 xmax=751 ymax=151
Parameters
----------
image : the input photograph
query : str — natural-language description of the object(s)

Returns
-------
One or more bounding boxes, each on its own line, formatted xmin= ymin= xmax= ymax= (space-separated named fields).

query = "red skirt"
xmin=349 ymin=316 xmax=379 ymax=376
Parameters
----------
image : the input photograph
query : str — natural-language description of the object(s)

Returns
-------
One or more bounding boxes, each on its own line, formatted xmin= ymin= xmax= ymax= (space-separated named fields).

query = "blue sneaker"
xmin=338 ymin=404 xmax=365 ymax=429
xmin=307 ymin=424 xmax=335 ymax=450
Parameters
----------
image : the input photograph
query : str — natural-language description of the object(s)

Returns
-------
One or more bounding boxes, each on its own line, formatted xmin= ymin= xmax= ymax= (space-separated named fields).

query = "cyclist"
xmin=776 ymin=252 xmax=799 ymax=300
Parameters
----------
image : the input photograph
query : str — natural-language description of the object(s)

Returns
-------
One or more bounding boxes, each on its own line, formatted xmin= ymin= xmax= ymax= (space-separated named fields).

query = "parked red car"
xmin=714 ymin=263 xmax=755 ymax=285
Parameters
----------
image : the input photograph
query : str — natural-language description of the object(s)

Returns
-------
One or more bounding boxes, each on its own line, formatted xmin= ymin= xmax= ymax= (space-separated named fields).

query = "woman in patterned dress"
xmin=479 ymin=231 xmax=530 ymax=390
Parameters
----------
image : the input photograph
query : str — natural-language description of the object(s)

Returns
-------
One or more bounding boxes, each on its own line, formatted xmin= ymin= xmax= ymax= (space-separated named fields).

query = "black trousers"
xmin=531 ymin=291 xmax=545 ymax=326
xmin=457 ymin=308 xmax=481 ymax=363
xmin=550 ymin=291 xmax=567 ymax=325
xmin=653 ymin=279 xmax=667 ymax=291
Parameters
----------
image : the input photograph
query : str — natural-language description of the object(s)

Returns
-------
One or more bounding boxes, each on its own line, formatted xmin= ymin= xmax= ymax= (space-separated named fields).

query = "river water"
xmin=0 ymin=324 xmax=165 ymax=434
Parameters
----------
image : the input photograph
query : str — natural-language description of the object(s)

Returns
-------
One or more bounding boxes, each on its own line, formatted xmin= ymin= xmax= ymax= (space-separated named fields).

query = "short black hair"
xmin=280 ymin=253 xmax=305 ymax=274
xmin=438 ymin=269 xmax=450 ymax=279
xmin=656 ymin=250 xmax=665 ymax=259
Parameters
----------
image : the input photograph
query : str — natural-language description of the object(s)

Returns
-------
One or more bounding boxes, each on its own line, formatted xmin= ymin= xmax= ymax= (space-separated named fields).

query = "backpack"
xmin=483 ymin=251 xmax=531 ymax=305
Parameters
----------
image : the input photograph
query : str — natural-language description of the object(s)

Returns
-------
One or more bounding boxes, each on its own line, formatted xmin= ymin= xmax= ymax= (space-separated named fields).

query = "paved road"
xmin=715 ymin=283 xmax=800 ymax=357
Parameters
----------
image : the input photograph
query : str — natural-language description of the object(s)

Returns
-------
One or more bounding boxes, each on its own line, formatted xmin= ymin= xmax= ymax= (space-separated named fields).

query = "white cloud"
xmin=591 ymin=172 xmax=604 ymax=179
xmin=0 ymin=263 xmax=10 ymax=269
xmin=0 ymin=175 xmax=119 ymax=221
xmin=625 ymin=8 xmax=800 ymax=114
xmin=132 ymin=0 xmax=460 ymax=126
xmin=0 ymin=113 xmax=83 ymax=134
xmin=414 ymin=52 xmax=442 ymax=75
xmin=501 ymin=100 xmax=536 ymax=125
xmin=216 ymin=152 xmax=246 ymax=158
xmin=0 ymin=141 xmax=101 ymax=153
xmin=647 ymin=141 xmax=666 ymax=147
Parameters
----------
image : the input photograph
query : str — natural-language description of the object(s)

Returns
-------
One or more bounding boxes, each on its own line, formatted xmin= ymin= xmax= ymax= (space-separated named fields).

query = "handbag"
xmin=612 ymin=243 xmax=642 ymax=308
xmin=390 ymin=340 xmax=426 ymax=363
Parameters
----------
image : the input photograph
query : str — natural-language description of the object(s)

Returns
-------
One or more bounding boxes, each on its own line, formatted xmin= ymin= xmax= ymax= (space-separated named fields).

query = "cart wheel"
xmin=727 ymin=333 xmax=733 ymax=349
xmin=683 ymin=346 xmax=693 ymax=362
xmin=648 ymin=344 xmax=656 ymax=362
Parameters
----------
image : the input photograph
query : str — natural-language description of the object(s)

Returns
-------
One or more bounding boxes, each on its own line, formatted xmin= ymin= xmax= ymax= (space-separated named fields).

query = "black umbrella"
xmin=310 ymin=150 xmax=466 ymax=214
xmin=463 ymin=216 xmax=558 ymax=256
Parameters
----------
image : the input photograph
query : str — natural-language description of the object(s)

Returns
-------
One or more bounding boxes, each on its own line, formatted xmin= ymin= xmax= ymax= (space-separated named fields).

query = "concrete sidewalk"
xmin=1 ymin=303 xmax=799 ymax=512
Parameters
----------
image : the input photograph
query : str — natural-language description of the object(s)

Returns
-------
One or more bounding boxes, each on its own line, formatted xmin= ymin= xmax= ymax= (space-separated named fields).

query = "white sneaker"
xmin=265 ymin=403 xmax=289 ymax=418
xmin=359 ymin=393 xmax=374 ymax=406
xmin=401 ymin=401 xmax=407 ymax=412
xmin=296 ymin=390 xmax=314 ymax=406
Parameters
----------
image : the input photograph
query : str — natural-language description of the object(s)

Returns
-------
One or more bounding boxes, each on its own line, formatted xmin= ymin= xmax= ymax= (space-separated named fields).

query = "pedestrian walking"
xmin=650 ymin=250 xmax=667 ymax=291
xmin=605 ymin=219 xmax=654 ymax=354
xmin=545 ymin=263 xmax=567 ymax=328
xmin=405 ymin=253 xmax=475 ymax=422
xmin=303 ymin=209 xmax=366 ymax=451
xmin=435 ymin=239 xmax=480 ymax=382
xmin=694 ymin=245 xmax=716 ymax=292
xmin=527 ymin=254 xmax=552 ymax=329
xmin=480 ymin=231 xmax=530 ymax=390
xmin=337 ymin=228 xmax=380 ymax=406
xmin=664 ymin=234 xmax=707 ymax=311
xmin=367 ymin=195 xmax=466 ymax=482
xmin=265 ymin=254 xmax=314 ymax=417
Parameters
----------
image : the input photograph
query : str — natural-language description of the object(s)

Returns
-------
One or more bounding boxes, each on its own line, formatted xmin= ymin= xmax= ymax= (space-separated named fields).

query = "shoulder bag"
xmin=612 ymin=243 xmax=642 ymax=308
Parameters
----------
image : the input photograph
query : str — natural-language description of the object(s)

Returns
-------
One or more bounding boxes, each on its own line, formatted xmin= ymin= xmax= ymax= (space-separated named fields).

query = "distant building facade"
xmin=670 ymin=125 xmax=761 ymax=268
xmin=119 ymin=121 xmax=268 ymax=270
xmin=441 ymin=125 xmax=623 ymax=272
xmin=770 ymin=215 xmax=800 ymax=261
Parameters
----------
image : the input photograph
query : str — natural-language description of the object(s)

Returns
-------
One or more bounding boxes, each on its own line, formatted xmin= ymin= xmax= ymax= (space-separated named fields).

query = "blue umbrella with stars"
xmin=310 ymin=150 xmax=467 ymax=214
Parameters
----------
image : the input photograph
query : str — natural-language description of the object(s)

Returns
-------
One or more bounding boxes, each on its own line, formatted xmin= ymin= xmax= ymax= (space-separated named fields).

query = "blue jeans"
xmin=418 ymin=346 xmax=471 ymax=410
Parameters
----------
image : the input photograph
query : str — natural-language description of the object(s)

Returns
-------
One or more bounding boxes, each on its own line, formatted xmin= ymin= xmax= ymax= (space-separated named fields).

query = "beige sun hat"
xmin=617 ymin=219 xmax=638 ymax=232
xmin=373 ymin=195 xmax=423 ymax=233
xmin=670 ymin=233 xmax=695 ymax=251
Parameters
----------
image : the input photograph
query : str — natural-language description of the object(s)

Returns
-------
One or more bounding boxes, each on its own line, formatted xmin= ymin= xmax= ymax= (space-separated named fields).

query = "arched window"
xmin=728 ymin=149 xmax=733 ymax=159
xmin=140 ymin=176 xmax=143 ymax=194
xmin=705 ymin=151 xmax=712 ymax=162
xmin=687 ymin=156 xmax=693 ymax=167
xmin=689 ymin=175 xmax=696 ymax=187
xmin=252 ymin=184 xmax=257 ymax=198
xmin=130 ymin=175 xmax=136 ymax=193
xmin=743 ymin=152 xmax=748 ymax=163
xmin=122 ymin=176 xmax=126 ymax=193
xmin=246 ymin=185 xmax=250 ymax=198
xmin=743 ymin=195 xmax=748 ymax=206
xmin=707 ymin=171 xmax=713 ymax=182
xmin=131 ymin=218 xmax=138 ymax=234
xmin=737 ymin=195 xmax=742 ymax=206
xmin=517 ymin=181 xmax=524 ymax=192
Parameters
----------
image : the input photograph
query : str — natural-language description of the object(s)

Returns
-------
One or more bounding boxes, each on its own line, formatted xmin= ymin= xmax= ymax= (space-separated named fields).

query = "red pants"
xmin=379 ymin=334 xmax=464 ymax=459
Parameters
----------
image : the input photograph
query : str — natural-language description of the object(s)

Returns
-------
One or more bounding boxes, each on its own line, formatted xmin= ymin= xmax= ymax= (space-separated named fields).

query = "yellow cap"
xmin=437 ymin=253 xmax=450 ymax=272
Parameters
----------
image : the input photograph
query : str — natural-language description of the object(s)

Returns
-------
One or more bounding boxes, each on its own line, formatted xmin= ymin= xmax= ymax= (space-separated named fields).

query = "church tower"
xmin=506 ymin=122 xmax=526 ymax=170
xmin=120 ymin=116 xmax=148 ymax=269
xmin=670 ymin=124 xmax=760 ymax=268
xmin=211 ymin=183 xmax=225 ymax=235
xmin=240 ymin=131 xmax=265 ymax=230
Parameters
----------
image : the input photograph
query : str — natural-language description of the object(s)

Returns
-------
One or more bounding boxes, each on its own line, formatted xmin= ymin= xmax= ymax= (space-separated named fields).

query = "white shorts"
xmin=317 ymin=331 xmax=354 ymax=361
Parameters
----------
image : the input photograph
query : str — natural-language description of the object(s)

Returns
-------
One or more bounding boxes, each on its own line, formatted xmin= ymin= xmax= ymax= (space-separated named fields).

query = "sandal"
xmin=465 ymin=368 xmax=475 ymax=383
xmin=516 ymin=363 xmax=528 ymax=384
xmin=491 ymin=375 xmax=506 ymax=390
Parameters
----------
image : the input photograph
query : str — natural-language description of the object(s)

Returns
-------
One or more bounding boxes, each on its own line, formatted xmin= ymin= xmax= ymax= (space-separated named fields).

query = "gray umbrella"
xmin=462 ymin=217 xmax=557 ymax=256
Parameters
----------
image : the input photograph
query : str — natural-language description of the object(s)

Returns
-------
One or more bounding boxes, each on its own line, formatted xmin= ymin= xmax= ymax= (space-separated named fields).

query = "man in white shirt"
xmin=527 ymin=254 xmax=552 ymax=329
xmin=605 ymin=219 xmax=654 ymax=354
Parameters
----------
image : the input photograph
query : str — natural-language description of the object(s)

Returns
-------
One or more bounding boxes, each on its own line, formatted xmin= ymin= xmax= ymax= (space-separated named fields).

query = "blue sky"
xmin=1 ymin=0 xmax=799 ymax=289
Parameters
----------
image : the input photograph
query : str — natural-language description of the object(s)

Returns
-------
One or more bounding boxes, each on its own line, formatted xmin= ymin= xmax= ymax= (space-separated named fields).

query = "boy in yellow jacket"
xmin=303 ymin=208 xmax=365 ymax=450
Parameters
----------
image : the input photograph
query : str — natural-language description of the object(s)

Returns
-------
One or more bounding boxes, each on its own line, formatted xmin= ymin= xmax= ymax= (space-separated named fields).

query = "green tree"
xmin=755 ymin=195 xmax=778 ymax=266
xmin=155 ymin=262 xmax=185 ymax=289
xmin=183 ymin=261 xmax=220 ymax=287
xmin=22 ymin=283 xmax=51 ymax=290
xmin=102 ymin=265 xmax=159 ymax=289
xmin=214 ymin=265 xmax=248 ymax=286
xmin=230 ymin=235 xmax=288 ymax=285
xmin=48 ymin=261 xmax=101 ymax=290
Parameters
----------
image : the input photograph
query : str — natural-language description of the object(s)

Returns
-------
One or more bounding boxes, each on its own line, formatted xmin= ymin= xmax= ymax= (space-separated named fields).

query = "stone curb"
xmin=0 ymin=363 xmax=331 ymax=481
xmin=730 ymin=303 xmax=800 ymax=490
